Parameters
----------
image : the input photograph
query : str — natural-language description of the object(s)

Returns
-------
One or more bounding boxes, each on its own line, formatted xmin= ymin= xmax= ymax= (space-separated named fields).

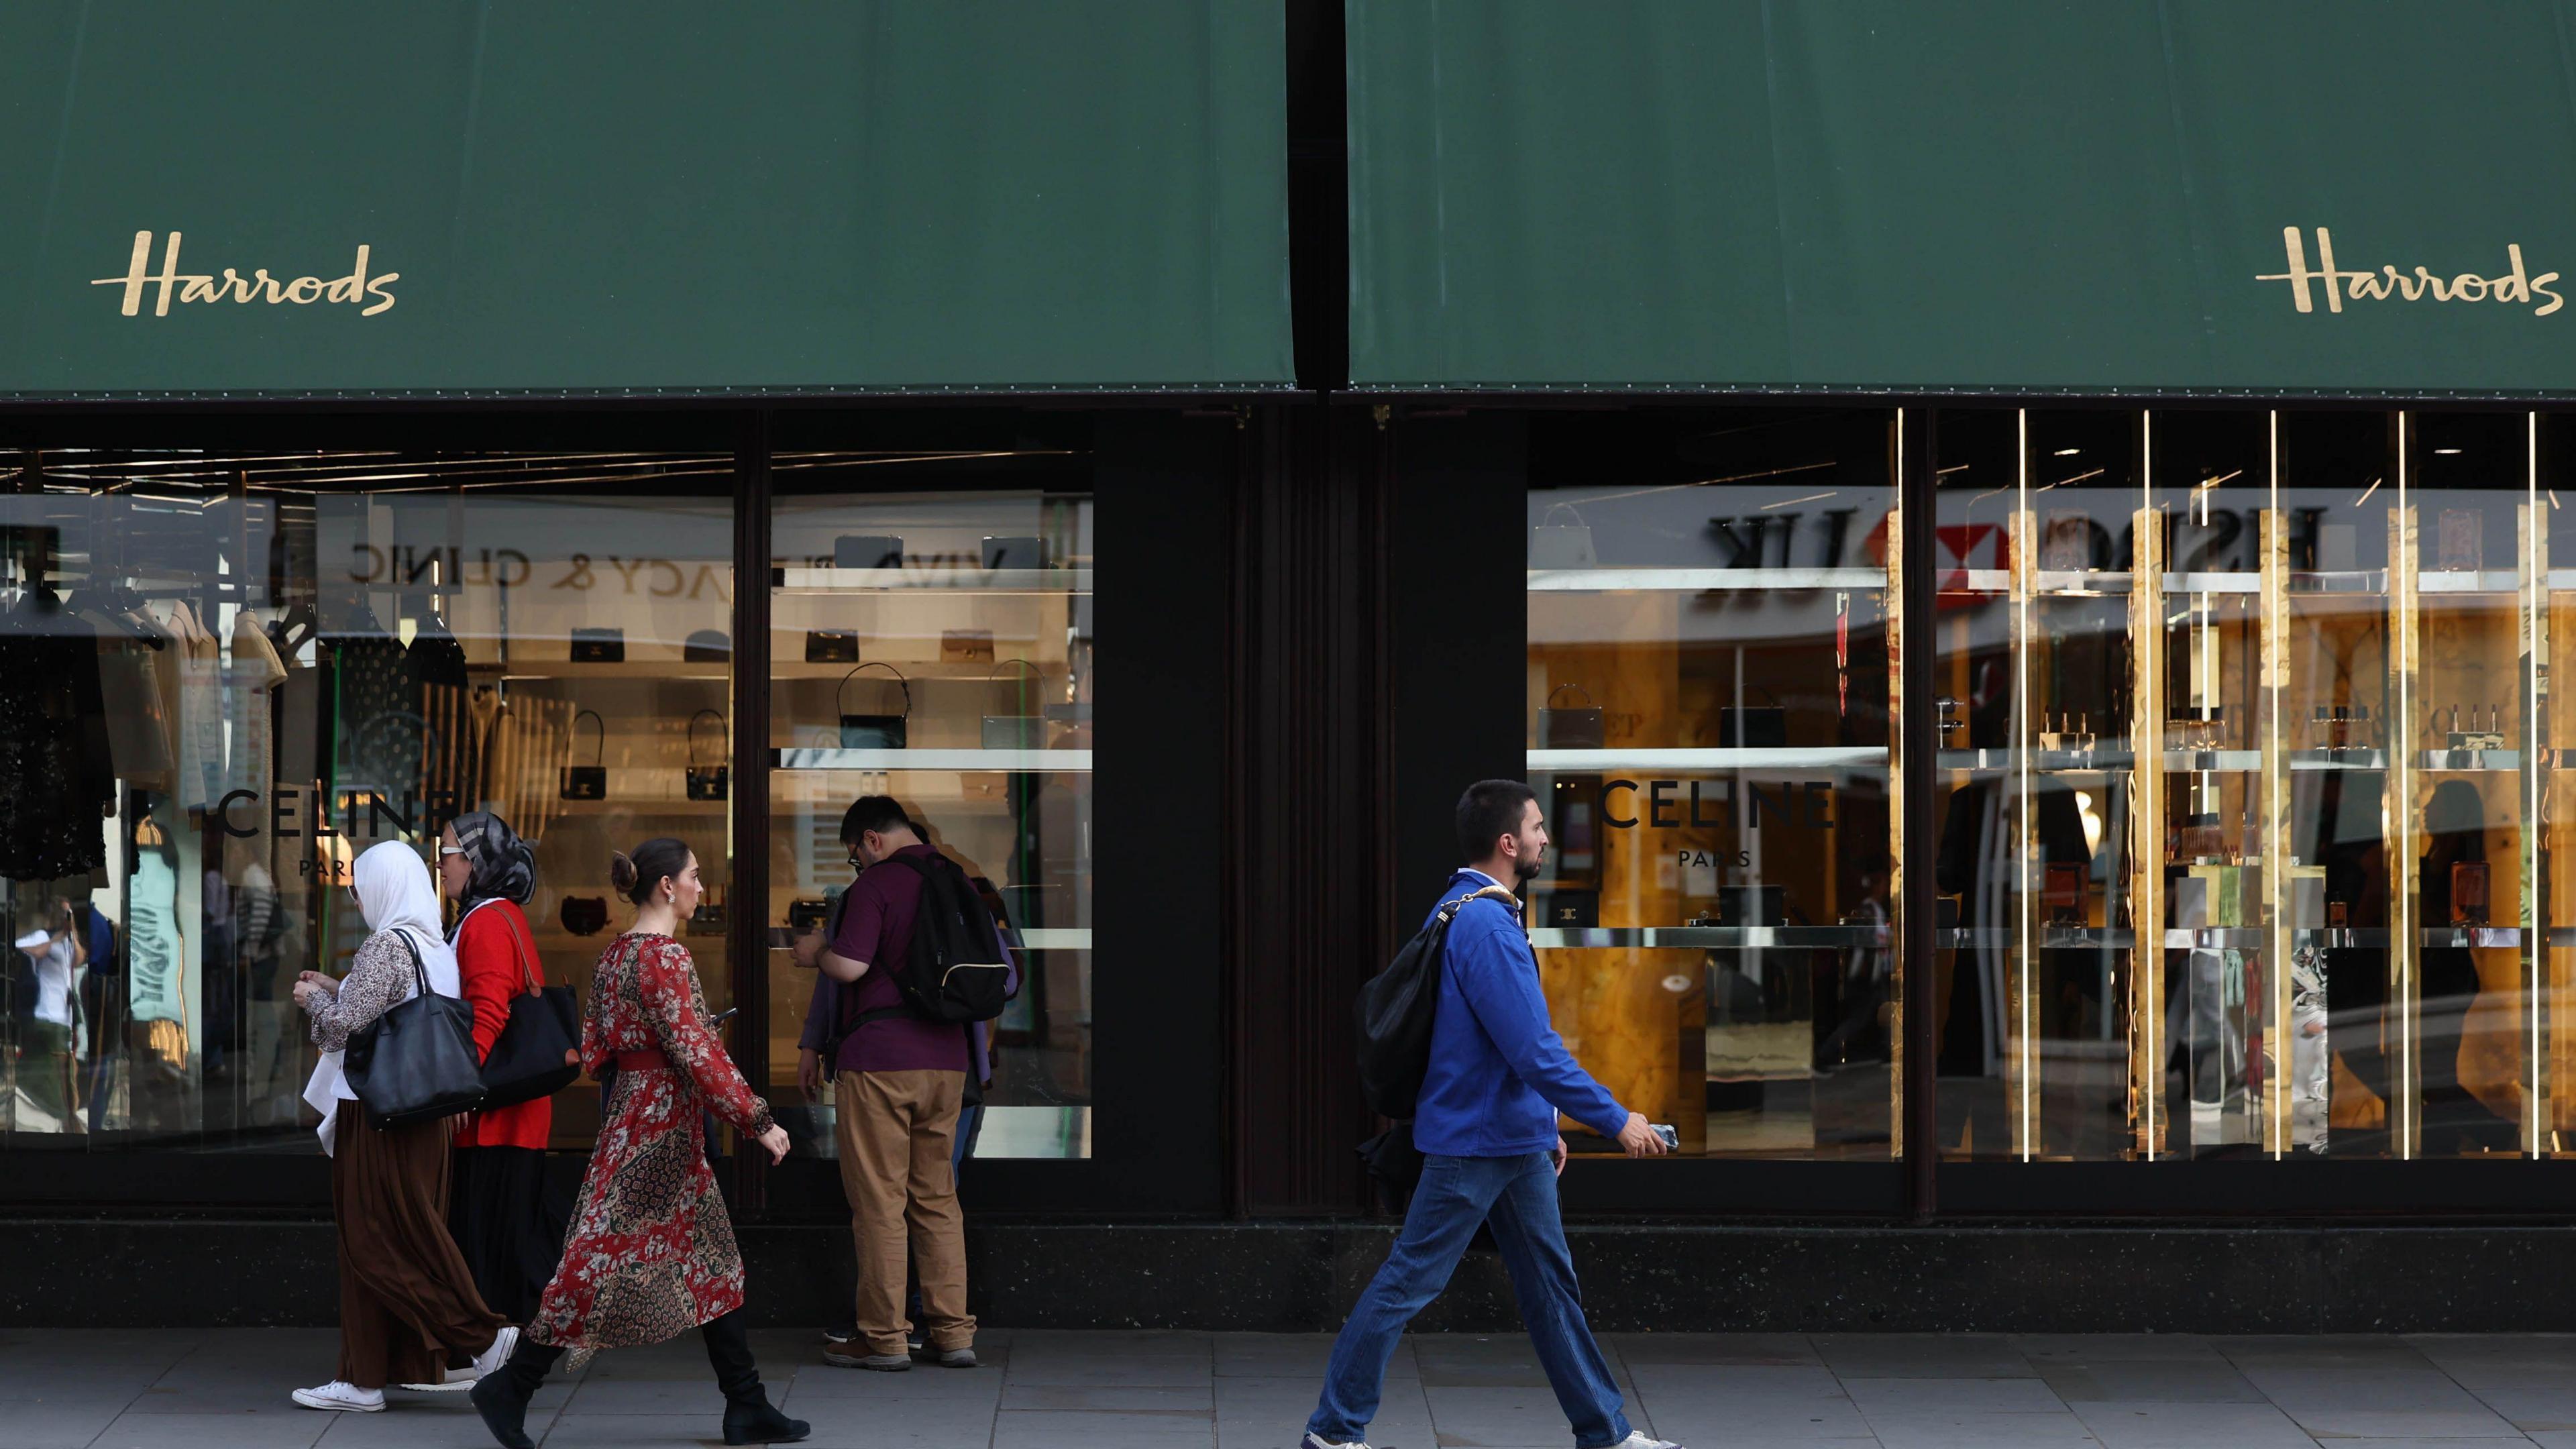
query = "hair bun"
xmin=608 ymin=851 xmax=639 ymax=894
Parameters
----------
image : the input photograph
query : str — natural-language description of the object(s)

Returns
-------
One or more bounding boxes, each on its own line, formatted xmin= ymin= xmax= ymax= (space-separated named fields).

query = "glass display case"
xmin=1933 ymin=408 xmax=2571 ymax=1161
xmin=768 ymin=453 xmax=1095 ymax=1159
xmin=1524 ymin=410 xmax=1900 ymax=1159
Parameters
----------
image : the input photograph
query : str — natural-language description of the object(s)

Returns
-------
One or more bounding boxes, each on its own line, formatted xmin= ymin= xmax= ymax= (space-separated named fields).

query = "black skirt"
xmin=447 ymin=1145 xmax=571 ymax=1324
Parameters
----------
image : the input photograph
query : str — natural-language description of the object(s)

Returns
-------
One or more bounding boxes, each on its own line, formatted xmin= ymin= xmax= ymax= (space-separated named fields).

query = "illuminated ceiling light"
xmin=2054 ymin=447 xmax=2081 ymax=456
xmin=2434 ymin=447 xmax=2463 ymax=455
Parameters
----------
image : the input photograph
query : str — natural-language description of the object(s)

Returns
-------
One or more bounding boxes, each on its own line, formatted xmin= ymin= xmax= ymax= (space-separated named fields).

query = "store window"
xmin=768 ymin=451 xmax=1094 ymax=1159
xmin=0 ymin=447 xmax=735 ymax=1151
xmin=1525 ymin=410 xmax=1899 ymax=1159
xmin=1933 ymin=408 xmax=2568 ymax=1161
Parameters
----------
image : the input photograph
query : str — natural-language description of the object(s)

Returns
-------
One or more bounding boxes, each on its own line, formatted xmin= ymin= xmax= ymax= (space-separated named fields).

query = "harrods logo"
xmin=2258 ymin=225 xmax=2562 ymax=316
xmin=91 ymin=229 xmax=399 ymax=317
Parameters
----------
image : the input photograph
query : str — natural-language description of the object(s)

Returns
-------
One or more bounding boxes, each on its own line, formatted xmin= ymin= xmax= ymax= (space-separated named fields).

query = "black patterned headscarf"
xmin=449 ymin=810 xmax=536 ymax=915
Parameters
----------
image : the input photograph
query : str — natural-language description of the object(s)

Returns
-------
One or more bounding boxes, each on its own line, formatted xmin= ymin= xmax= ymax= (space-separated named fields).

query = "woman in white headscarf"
xmin=290 ymin=840 xmax=517 ymax=1415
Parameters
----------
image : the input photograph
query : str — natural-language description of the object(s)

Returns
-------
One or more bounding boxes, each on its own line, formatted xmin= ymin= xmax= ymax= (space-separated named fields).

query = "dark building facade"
xmin=8 ymin=1 xmax=2576 ymax=1333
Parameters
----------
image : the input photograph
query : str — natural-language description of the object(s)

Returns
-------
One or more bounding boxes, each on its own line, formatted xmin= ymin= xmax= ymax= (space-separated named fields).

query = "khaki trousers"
xmin=834 ymin=1069 xmax=973 ymax=1356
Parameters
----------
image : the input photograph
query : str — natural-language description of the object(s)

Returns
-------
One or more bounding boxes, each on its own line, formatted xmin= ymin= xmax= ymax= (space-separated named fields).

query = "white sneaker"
xmin=291 ymin=1380 xmax=386 ymax=1412
xmin=1304 ymin=1435 xmax=1372 ymax=1449
xmin=468 ymin=1324 xmax=520 ymax=1382
xmin=1613 ymin=1434 xmax=1684 ymax=1449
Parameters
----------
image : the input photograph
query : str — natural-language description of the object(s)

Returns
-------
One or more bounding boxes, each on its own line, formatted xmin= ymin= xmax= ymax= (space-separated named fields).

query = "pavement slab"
xmin=26 ymin=1326 xmax=2576 ymax=1447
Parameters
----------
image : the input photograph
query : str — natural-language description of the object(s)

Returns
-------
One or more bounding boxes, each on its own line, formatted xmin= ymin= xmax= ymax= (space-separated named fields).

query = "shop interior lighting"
xmin=2434 ymin=447 xmax=2463 ymax=455
xmin=2054 ymin=446 xmax=2082 ymax=455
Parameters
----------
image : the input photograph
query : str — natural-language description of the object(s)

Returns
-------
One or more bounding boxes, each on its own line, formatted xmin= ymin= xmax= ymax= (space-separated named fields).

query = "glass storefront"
xmin=767 ymin=451 xmax=1097 ymax=1161
xmin=1525 ymin=410 xmax=1898 ymax=1159
xmin=0 ymin=446 xmax=736 ymax=1150
xmin=1929 ymin=408 xmax=2570 ymax=1163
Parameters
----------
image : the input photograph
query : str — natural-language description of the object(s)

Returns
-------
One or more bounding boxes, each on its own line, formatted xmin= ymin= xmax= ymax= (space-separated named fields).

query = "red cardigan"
xmin=451 ymin=899 xmax=553 ymax=1151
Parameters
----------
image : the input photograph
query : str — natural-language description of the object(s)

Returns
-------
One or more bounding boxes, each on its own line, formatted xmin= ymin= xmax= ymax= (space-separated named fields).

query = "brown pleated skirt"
xmin=330 ymin=1101 xmax=508 ymax=1389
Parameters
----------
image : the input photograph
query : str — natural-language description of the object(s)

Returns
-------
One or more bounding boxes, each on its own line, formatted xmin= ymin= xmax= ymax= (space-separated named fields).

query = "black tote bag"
xmin=343 ymin=930 xmax=487 ymax=1130
xmin=472 ymin=904 xmax=582 ymax=1110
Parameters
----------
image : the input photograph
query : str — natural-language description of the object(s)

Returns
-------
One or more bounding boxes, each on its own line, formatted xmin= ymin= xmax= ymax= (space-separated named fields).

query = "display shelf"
xmin=773 ymin=747 xmax=1091 ymax=772
xmin=1530 ymin=925 xmax=1890 ymax=949
xmin=773 ymin=566 xmax=1091 ymax=593
xmin=468 ymin=660 xmax=731 ymax=682
xmin=1926 ymin=924 xmax=2544 ymax=949
xmin=1525 ymin=566 xmax=1884 ymax=592
xmin=1525 ymin=746 xmax=1886 ymax=771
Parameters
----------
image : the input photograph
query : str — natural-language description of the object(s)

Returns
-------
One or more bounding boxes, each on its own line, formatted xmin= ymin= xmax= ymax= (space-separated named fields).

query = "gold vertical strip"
xmin=2261 ymin=500 xmax=2292 ymax=1157
xmin=2130 ymin=504 xmax=2167 ymax=1160
xmin=2526 ymin=414 xmax=2549 ymax=1157
xmin=2008 ymin=490 xmax=2037 ymax=1161
xmin=2388 ymin=444 xmax=2421 ymax=1159
xmin=1887 ymin=409 xmax=1906 ymax=1162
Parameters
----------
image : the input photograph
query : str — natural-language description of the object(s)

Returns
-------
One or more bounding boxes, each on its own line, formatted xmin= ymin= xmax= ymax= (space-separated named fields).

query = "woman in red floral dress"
xmin=474 ymin=838 xmax=805 ymax=1449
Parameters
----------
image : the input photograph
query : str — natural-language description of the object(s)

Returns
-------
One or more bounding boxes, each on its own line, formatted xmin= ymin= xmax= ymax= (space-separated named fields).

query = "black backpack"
xmin=1352 ymin=883 xmax=1517 ymax=1122
xmin=827 ymin=853 xmax=1014 ymax=1055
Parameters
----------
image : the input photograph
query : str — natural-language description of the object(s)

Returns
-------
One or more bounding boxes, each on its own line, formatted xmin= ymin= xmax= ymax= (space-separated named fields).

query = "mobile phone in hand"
xmin=1652 ymin=1123 xmax=1679 ymax=1150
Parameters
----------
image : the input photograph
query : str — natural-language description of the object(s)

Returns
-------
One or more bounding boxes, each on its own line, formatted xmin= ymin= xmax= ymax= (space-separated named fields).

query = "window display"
xmin=769 ymin=455 xmax=1095 ymax=1159
xmin=1524 ymin=410 xmax=1900 ymax=1159
xmin=1933 ymin=408 xmax=2571 ymax=1161
xmin=0 ymin=447 xmax=735 ymax=1150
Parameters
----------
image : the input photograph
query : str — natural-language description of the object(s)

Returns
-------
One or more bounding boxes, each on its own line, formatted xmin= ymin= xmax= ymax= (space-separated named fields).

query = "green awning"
xmin=1 ymin=1 xmax=1290 ymax=397
xmin=1348 ymin=1 xmax=2576 ymax=395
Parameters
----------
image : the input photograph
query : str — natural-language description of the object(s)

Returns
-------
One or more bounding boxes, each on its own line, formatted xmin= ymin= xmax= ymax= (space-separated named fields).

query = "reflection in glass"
xmin=1523 ymin=410 xmax=1898 ymax=1159
xmin=768 ymin=453 xmax=1095 ymax=1159
xmin=0 ymin=449 xmax=735 ymax=1151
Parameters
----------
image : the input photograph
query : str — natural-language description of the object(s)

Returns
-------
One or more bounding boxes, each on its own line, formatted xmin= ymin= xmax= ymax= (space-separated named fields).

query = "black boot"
xmin=703 ymin=1309 xmax=809 ymax=1446
xmin=470 ymin=1336 xmax=565 ymax=1449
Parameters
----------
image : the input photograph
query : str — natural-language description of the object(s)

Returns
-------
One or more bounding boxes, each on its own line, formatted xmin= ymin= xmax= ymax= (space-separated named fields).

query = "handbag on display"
xmin=341 ymin=930 xmax=486 ymax=1130
xmin=682 ymin=629 xmax=731 ymax=663
xmin=1537 ymin=684 xmax=1606 ymax=749
xmin=804 ymin=629 xmax=860 ymax=664
xmin=1529 ymin=500 xmax=1598 ymax=570
xmin=833 ymin=535 xmax=904 ymax=570
xmin=560 ymin=896 xmax=609 ymax=937
xmin=941 ymin=629 xmax=996 ymax=663
xmin=471 ymin=904 xmax=580 ymax=1110
xmin=686 ymin=709 xmax=730 ymax=801
xmin=981 ymin=659 xmax=1046 ymax=749
xmin=689 ymin=898 xmax=728 ymax=936
xmin=560 ymin=710 xmax=607 ymax=800
xmin=570 ymin=627 xmax=625 ymax=663
xmin=837 ymin=661 xmax=911 ymax=749
xmin=981 ymin=536 xmax=1046 ymax=570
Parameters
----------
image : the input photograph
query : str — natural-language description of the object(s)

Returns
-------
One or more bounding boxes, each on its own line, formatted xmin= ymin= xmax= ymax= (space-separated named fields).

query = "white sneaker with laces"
xmin=392 ymin=1362 xmax=476 ymax=1392
xmin=1303 ymin=1434 xmax=1372 ymax=1449
xmin=291 ymin=1380 xmax=386 ymax=1412
xmin=1611 ymin=1434 xmax=1684 ymax=1449
xmin=468 ymin=1324 xmax=520 ymax=1382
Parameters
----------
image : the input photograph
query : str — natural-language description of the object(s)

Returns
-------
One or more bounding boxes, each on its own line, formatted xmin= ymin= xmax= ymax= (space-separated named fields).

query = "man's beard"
xmin=1512 ymin=851 xmax=1544 ymax=888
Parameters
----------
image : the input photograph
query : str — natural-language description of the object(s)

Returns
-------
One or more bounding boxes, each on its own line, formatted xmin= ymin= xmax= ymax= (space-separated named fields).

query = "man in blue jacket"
xmin=1305 ymin=780 xmax=1677 ymax=1449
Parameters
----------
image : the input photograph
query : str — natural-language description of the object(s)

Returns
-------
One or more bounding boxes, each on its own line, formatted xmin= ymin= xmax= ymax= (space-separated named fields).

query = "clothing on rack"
xmin=478 ymin=693 xmax=574 ymax=843
xmin=227 ymin=610 xmax=287 ymax=804
xmin=0 ymin=594 xmax=115 ymax=879
xmin=407 ymin=611 xmax=479 ymax=812
xmin=85 ymin=604 xmax=174 ymax=790
xmin=330 ymin=604 xmax=415 ymax=800
xmin=160 ymin=600 xmax=223 ymax=810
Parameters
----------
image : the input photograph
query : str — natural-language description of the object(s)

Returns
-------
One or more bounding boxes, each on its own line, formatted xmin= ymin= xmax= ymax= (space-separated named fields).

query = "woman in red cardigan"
xmin=439 ymin=812 xmax=565 ymax=1324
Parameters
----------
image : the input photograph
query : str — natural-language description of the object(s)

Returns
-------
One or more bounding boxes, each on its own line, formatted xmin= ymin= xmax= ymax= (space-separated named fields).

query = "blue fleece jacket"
xmin=1411 ymin=869 xmax=1629 ymax=1157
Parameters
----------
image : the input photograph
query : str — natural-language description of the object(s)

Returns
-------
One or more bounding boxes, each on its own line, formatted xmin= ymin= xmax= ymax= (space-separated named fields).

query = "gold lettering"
xmin=2451 ymin=273 xmax=2489 ymax=302
xmin=2536 ymin=272 xmax=2564 ymax=316
xmin=2392 ymin=266 xmax=2426 ymax=301
xmin=2414 ymin=266 xmax=2455 ymax=301
xmin=2314 ymin=227 xmax=2346 ymax=312
xmin=284 ymin=276 xmax=324 ymax=304
xmin=222 ymin=268 xmax=259 ymax=303
xmin=89 ymin=230 xmax=154 ymax=316
xmin=2348 ymin=268 xmax=2392 ymax=301
xmin=178 ymin=276 xmax=218 ymax=304
xmin=2257 ymin=226 xmax=2319 ymax=313
xmin=2260 ymin=229 xmax=2563 ymax=317
xmin=253 ymin=268 xmax=284 ymax=303
xmin=2500 ymin=244 xmax=2533 ymax=303
xmin=363 ymin=272 xmax=398 ymax=316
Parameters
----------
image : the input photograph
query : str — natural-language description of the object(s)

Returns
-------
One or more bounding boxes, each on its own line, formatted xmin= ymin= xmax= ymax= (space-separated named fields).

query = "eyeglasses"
xmin=439 ymin=845 xmax=466 ymax=858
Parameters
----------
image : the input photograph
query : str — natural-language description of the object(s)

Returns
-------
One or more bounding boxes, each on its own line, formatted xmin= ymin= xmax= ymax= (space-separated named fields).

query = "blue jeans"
xmin=1308 ymin=1150 xmax=1629 ymax=1448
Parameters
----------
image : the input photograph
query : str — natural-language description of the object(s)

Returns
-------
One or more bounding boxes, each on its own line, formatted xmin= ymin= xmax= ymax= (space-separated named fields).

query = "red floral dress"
xmin=527 ymin=932 xmax=774 ymax=1349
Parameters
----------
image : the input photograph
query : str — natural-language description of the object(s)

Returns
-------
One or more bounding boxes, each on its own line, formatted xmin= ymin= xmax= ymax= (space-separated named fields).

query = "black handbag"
xmin=561 ymin=710 xmax=606 ymax=800
xmin=682 ymin=629 xmax=731 ymax=663
xmin=838 ymin=662 xmax=911 ymax=749
xmin=686 ymin=708 xmax=729 ymax=801
xmin=1538 ymin=684 xmax=1605 ymax=749
xmin=470 ymin=904 xmax=580 ymax=1110
xmin=570 ymin=627 xmax=625 ymax=663
xmin=804 ymin=629 xmax=860 ymax=663
xmin=560 ymin=896 xmax=609 ymax=937
xmin=342 ymin=930 xmax=487 ymax=1130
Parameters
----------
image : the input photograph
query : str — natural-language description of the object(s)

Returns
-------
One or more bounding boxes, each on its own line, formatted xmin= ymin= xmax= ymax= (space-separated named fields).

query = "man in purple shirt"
xmin=792 ymin=797 xmax=984 ymax=1372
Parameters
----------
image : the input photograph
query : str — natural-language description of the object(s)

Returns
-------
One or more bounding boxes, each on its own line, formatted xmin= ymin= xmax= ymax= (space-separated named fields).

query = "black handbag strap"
xmin=837 ymin=661 xmax=912 ymax=718
xmin=688 ymin=708 xmax=728 ymax=766
xmin=388 ymin=927 xmax=432 ymax=1001
xmin=572 ymin=709 xmax=604 ymax=765
xmin=463 ymin=899 xmax=543 ymax=996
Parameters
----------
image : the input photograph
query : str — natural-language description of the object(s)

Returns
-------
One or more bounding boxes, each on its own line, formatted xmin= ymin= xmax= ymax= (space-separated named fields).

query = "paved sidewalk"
xmin=9 ymin=1328 xmax=2576 ymax=1448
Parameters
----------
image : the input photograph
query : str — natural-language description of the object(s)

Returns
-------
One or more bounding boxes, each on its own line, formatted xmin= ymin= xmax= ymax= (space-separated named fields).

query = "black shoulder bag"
xmin=343 ymin=929 xmax=488 ymax=1130
xmin=472 ymin=904 xmax=582 ymax=1110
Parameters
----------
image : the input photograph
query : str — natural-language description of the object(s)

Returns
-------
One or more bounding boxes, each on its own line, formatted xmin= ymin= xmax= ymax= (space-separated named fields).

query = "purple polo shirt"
xmin=827 ymin=844 xmax=971 ymax=1075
